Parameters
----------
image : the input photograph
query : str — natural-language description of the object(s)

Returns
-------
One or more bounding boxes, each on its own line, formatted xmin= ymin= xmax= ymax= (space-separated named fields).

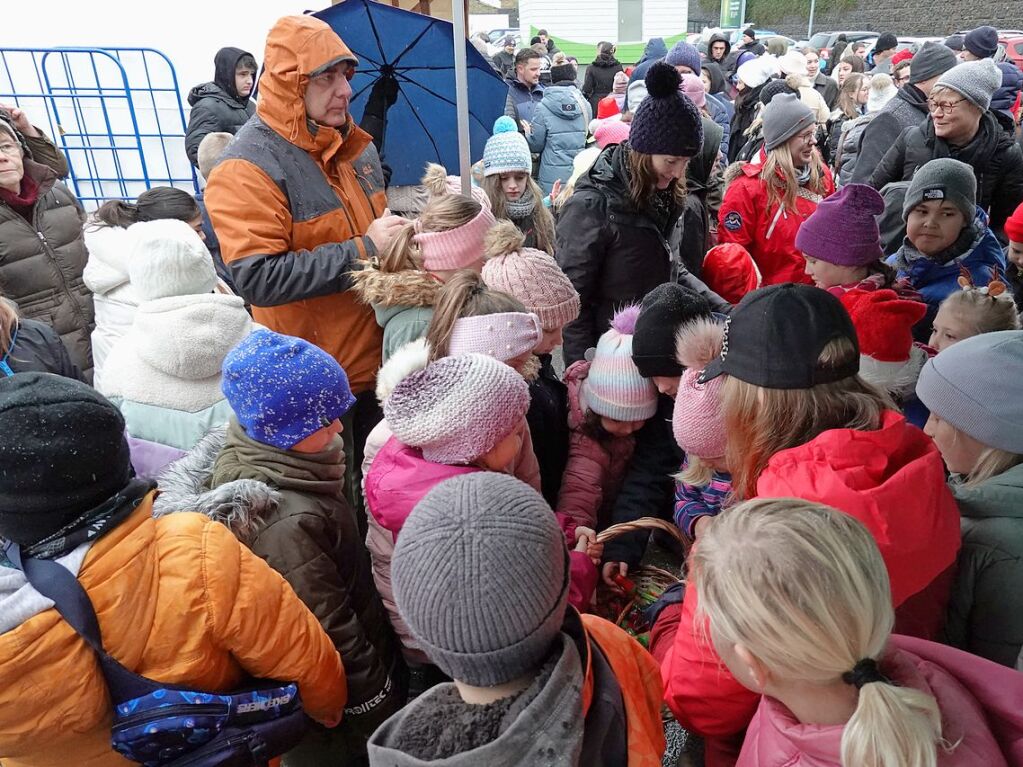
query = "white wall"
xmin=644 ymin=0 xmax=687 ymax=40
xmin=519 ymin=0 xmax=620 ymax=46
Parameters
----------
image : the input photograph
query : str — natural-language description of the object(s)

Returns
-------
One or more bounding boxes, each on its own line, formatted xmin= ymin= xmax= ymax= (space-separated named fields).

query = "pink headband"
xmin=448 ymin=312 xmax=542 ymax=362
xmin=414 ymin=207 xmax=496 ymax=272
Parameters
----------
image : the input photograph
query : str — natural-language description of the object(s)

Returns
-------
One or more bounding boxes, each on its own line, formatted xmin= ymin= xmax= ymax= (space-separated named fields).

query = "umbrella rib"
xmin=394 ymin=72 xmax=495 ymax=133
xmin=390 ymin=19 xmax=441 ymax=69
xmin=397 ymin=85 xmax=443 ymax=163
xmin=364 ymin=2 xmax=392 ymax=66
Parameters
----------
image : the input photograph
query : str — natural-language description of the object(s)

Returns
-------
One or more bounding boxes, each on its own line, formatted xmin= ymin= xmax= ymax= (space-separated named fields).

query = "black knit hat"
xmin=743 ymin=27 xmax=756 ymax=41
xmin=0 ymin=373 xmax=132 ymax=546
xmin=874 ymin=33 xmax=898 ymax=55
xmin=632 ymin=283 xmax=713 ymax=377
xmin=550 ymin=61 xmax=576 ymax=83
xmin=759 ymin=77 xmax=799 ymax=106
xmin=629 ymin=63 xmax=704 ymax=158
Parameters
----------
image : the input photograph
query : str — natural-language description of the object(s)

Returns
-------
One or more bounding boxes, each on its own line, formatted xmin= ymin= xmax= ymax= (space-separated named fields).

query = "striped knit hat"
xmin=482 ymin=116 xmax=532 ymax=177
xmin=581 ymin=305 xmax=658 ymax=422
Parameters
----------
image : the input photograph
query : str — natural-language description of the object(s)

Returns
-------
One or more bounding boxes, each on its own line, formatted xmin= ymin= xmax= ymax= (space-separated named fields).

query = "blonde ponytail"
xmin=376 ymin=192 xmax=485 ymax=274
xmin=843 ymin=682 xmax=942 ymax=767
xmin=425 ymin=270 xmax=525 ymax=361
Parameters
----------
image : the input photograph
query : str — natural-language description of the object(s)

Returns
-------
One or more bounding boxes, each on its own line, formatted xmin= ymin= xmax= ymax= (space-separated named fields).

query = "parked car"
xmin=807 ymin=30 xmax=878 ymax=64
xmin=486 ymin=28 xmax=521 ymax=57
xmin=1003 ymin=34 xmax=1023 ymax=69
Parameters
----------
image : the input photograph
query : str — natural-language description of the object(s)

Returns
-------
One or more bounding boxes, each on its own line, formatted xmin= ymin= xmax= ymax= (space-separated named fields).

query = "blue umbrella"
xmin=313 ymin=0 xmax=508 ymax=186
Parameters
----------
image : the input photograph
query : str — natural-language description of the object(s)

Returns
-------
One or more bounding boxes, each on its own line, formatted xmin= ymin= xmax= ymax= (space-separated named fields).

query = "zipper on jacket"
xmin=115 ymin=702 xmax=228 ymax=728
xmin=27 ymin=203 xmax=90 ymax=329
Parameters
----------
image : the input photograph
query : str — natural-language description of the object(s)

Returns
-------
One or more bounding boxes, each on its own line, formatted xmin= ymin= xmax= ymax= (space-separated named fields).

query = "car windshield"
xmin=809 ymin=33 xmax=830 ymax=47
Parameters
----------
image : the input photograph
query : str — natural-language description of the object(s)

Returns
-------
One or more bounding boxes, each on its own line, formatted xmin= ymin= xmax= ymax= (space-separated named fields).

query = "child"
xmin=155 ymin=329 xmax=404 ymax=761
xmin=672 ymin=317 xmax=732 ymax=539
xmin=693 ymin=497 xmax=1023 ymax=766
xmin=368 ymin=472 xmax=665 ymax=765
xmin=352 ymin=165 xmax=496 ymax=363
xmin=480 ymin=116 xmax=557 ymax=252
xmin=482 ymin=220 xmax=581 ymax=505
xmin=1004 ymin=201 xmax=1023 ymax=311
xmin=888 ymin=158 xmax=1007 ymax=341
xmin=929 ymin=269 xmax=1020 ymax=352
xmin=701 ymin=243 xmax=762 ymax=304
xmin=796 ymin=183 xmax=922 ymax=298
xmin=559 ymin=305 xmax=659 ymax=542
xmin=0 ymin=290 xmax=81 ymax=379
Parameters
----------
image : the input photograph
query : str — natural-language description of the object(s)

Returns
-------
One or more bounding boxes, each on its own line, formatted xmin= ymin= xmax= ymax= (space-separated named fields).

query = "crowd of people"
xmin=2 ymin=11 xmax=1023 ymax=767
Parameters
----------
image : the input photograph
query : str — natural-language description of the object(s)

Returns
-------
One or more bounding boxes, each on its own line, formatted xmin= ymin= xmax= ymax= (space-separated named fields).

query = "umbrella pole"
xmin=451 ymin=0 xmax=472 ymax=194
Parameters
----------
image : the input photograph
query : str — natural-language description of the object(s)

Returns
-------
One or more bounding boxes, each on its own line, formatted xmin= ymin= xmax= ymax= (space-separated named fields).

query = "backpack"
xmin=7 ymin=542 xmax=309 ymax=766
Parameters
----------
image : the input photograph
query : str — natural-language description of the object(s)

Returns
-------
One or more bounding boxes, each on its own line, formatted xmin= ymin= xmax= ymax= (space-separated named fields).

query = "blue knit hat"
xmin=482 ymin=116 xmax=532 ymax=177
xmin=628 ymin=62 xmax=703 ymax=158
xmin=221 ymin=329 xmax=356 ymax=449
xmin=664 ymin=41 xmax=701 ymax=75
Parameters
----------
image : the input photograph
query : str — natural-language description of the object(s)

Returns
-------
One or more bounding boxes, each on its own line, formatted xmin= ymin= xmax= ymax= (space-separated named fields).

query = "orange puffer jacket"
xmin=0 ymin=494 xmax=347 ymax=767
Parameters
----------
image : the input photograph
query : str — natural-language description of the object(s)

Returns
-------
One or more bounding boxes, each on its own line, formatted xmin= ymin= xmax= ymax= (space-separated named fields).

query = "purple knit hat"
xmin=581 ymin=305 xmax=658 ymax=422
xmin=795 ymin=184 xmax=885 ymax=267
xmin=384 ymin=353 xmax=530 ymax=464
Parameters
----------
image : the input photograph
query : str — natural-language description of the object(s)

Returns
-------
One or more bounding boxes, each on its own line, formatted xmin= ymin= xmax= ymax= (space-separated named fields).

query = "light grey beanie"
xmin=902 ymin=158 xmax=976 ymax=222
xmin=392 ymin=472 xmax=570 ymax=686
xmin=934 ymin=58 xmax=1002 ymax=112
xmin=916 ymin=330 xmax=1023 ymax=454
xmin=761 ymin=92 xmax=816 ymax=152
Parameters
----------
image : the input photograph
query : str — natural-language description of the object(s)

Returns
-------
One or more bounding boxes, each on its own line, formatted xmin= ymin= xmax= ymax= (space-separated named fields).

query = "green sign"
xmin=720 ymin=0 xmax=744 ymax=28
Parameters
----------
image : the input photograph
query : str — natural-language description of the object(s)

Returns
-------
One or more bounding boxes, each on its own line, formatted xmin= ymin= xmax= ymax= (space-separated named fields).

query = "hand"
xmin=520 ymin=120 xmax=532 ymax=135
xmin=550 ymin=179 xmax=562 ymax=200
xmin=574 ymin=526 xmax=603 ymax=565
xmin=365 ymin=209 xmax=407 ymax=253
xmin=601 ymin=561 xmax=629 ymax=591
xmin=0 ymin=102 xmax=39 ymax=137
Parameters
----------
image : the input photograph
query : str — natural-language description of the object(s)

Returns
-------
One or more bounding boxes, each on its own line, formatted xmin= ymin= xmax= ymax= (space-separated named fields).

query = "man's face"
xmin=851 ymin=43 xmax=865 ymax=55
xmin=539 ymin=34 xmax=549 ymax=44
xmin=235 ymin=66 xmax=256 ymax=99
xmin=711 ymin=41 xmax=726 ymax=59
xmin=304 ymin=62 xmax=354 ymax=127
xmin=518 ymin=58 xmax=541 ymax=86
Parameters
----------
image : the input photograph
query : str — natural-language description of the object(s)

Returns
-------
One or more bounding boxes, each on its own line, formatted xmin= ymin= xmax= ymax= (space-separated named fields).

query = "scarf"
xmin=892 ymin=217 xmax=983 ymax=271
xmin=0 ymin=173 xmax=39 ymax=223
xmin=505 ymin=185 xmax=537 ymax=220
xmin=795 ymin=164 xmax=812 ymax=186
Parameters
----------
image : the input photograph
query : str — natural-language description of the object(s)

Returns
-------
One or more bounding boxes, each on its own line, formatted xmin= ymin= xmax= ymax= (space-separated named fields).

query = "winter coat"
xmin=705 ymin=95 xmax=731 ymax=159
xmin=528 ymin=83 xmax=591 ymax=194
xmin=826 ymin=110 xmax=858 ymax=165
xmin=184 ymin=47 xmax=256 ymax=167
xmin=869 ymin=111 xmax=1023 ymax=241
xmin=728 ymin=83 xmax=766 ymax=164
xmin=718 ymin=155 xmax=836 ymax=285
xmin=368 ymin=610 xmax=665 ymax=767
xmin=529 ymin=353 xmax=570 ymax=506
xmin=662 ymin=410 xmax=962 ymax=739
xmin=628 ymin=38 xmax=668 ymax=84
xmin=351 ymin=267 xmax=440 ymax=363
xmin=491 ymin=49 xmax=515 ymax=79
xmin=103 ymin=292 xmax=252 ymax=474
xmin=738 ymin=635 xmax=1023 ymax=767
xmin=849 ymin=83 xmax=929 ymax=184
xmin=82 ymin=224 xmax=138 ymax=394
xmin=942 ymin=463 xmax=1023 ymax=668
xmin=2 ymin=316 xmax=81 ymax=379
xmin=583 ymin=54 xmax=624 ymax=116
xmin=812 ymin=71 xmax=840 ymax=109
xmin=555 ymin=142 xmax=730 ymax=365
xmin=835 ymin=111 xmax=879 ymax=186
xmin=707 ymin=33 xmax=732 ymax=68
xmin=504 ymin=77 xmax=545 ymax=125
xmin=205 ymin=17 xmax=387 ymax=394
xmin=681 ymin=115 xmax=725 ymax=276
xmin=0 ymin=158 xmax=93 ymax=380
xmin=0 ymin=493 xmax=346 ymax=767
xmin=154 ymin=421 xmax=403 ymax=737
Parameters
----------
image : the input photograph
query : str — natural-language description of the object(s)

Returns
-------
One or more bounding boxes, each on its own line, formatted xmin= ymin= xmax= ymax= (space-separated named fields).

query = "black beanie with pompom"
xmin=628 ymin=62 xmax=704 ymax=157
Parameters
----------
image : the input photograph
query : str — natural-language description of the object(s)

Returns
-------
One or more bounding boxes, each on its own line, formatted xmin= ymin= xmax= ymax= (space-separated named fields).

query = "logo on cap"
xmin=922 ymin=188 xmax=945 ymax=200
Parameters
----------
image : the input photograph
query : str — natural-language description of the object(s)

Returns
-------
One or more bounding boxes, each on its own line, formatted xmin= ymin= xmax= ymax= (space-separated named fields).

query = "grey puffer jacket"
xmin=836 ymin=111 xmax=879 ymax=186
xmin=0 ymin=159 xmax=93 ymax=380
xmin=527 ymin=83 xmax=591 ymax=195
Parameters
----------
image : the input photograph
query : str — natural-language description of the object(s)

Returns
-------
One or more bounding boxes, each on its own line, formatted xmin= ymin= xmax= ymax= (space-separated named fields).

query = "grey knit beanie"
xmin=910 ymin=42 xmax=958 ymax=85
xmin=916 ymin=331 xmax=1023 ymax=454
xmin=392 ymin=472 xmax=570 ymax=686
xmin=902 ymin=158 xmax=976 ymax=222
xmin=384 ymin=353 xmax=530 ymax=465
xmin=934 ymin=58 xmax=1002 ymax=112
xmin=761 ymin=93 xmax=816 ymax=152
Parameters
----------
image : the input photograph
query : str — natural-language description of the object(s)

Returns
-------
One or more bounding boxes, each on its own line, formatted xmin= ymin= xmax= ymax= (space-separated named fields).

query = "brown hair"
xmin=425 ymin=270 xmax=526 ymax=361
xmin=480 ymin=174 xmax=556 ymax=253
xmin=837 ymin=72 xmax=866 ymax=119
xmin=760 ymin=144 xmax=829 ymax=215
xmin=377 ymin=189 xmax=484 ymax=274
xmin=92 ymin=186 xmax=198 ymax=229
xmin=0 ymin=298 xmax=17 ymax=360
xmin=722 ymin=337 xmax=894 ymax=499
xmin=626 ymin=147 xmax=687 ymax=210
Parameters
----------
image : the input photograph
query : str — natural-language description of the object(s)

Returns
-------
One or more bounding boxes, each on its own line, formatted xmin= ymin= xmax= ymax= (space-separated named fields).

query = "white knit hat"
xmin=128 ymin=219 xmax=217 ymax=302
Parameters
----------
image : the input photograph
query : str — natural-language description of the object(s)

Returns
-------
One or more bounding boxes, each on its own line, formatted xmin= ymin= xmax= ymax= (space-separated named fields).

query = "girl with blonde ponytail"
xmin=695 ymin=498 xmax=1020 ymax=767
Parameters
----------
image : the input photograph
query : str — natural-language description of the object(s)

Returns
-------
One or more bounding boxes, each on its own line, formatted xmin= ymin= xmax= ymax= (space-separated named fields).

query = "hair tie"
xmin=413 ymin=218 xmax=424 ymax=234
xmin=841 ymin=658 xmax=889 ymax=690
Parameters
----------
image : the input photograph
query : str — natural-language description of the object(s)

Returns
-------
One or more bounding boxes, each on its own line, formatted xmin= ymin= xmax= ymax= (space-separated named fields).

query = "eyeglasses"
xmin=927 ymin=97 xmax=966 ymax=115
xmin=0 ymin=142 xmax=21 ymax=157
xmin=794 ymin=129 xmax=817 ymax=144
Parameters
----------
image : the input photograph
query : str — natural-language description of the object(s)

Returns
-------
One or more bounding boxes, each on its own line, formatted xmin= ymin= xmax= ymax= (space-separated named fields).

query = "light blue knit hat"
xmin=482 ymin=117 xmax=532 ymax=177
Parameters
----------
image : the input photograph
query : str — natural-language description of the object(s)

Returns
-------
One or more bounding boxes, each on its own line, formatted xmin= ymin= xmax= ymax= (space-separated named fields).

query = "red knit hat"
xmin=701 ymin=243 xmax=762 ymax=304
xmin=891 ymin=48 xmax=914 ymax=67
xmin=1006 ymin=201 xmax=1023 ymax=243
xmin=596 ymin=96 xmax=621 ymax=120
xmin=840 ymin=289 xmax=929 ymax=397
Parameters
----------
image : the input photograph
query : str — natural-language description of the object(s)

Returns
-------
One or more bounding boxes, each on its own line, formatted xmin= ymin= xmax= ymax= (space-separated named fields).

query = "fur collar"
xmin=352 ymin=267 xmax=442 ymax=309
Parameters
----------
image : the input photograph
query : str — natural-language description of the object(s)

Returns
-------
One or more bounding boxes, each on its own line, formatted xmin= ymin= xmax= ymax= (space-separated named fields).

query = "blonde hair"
xmin=376 ymin=191 xmax=484 ymax=274
xmin=965 ymin=447 xmax=1023 ymax=486
xmin=480 ymin=173 xmax=556 ymax=253
xmin=760 ymin=143 xmax=829 ymax=215
xmin=694 ymin=498 xmax=945 ymax=767
xmin=675 ymin=454 xmax=715 ymax=487
xmin=722 ymin=337 xmax=893 ymax=499
xmin=196 ymin=131 xmax=234 ymax=181
xmin=939 ymin=288 xmax=1021 ymax=337
xmin=0 ymin=297 xmax=17 ymax=359
xmin=627 ymin=147 xmax=688 ymax=209
xmin=837 ymin=72 xmax=866 ymax=119
xmin=425 ymin=270 xmax=526 ymax=361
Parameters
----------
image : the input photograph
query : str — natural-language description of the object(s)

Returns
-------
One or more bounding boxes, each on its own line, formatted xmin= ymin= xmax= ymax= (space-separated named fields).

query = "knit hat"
xmin=761 ymin=92 xmax=815 ymax=152
xmin=916 ymin=330 xmax=1023 ymax=453
xmin=628 ymin=63 xmax=704 ymax=158
xmin=0 ymin=373 xmax=132 ymax=546
xmin=594 ymin=118 xmax=630 ymax=148
xmin=581 ymin=305 xmax=658 ymax=421
xmin=672 ymin=317 xmax=727 ymax=459
xmin=1005 ymin=202 xmax=1023 ymax=243
xmin=759 ymin=77 xmax=799 ymax=105
xmin=840 ymin=289 xmax=928 ymax=396
xmin=779 ymin=50 xmax=808 ymax=77
xmin=742 ymin=27 xmax=756 ymax=41
xmin=392 ymin=472 xmax=569 ymax=686
xmin=737 ymin=57 xmax=773 ymax=89
xmin=481 ymin=222 xmax=580 ymax=329
xmin=902 ymin=158 xmax=976 ymax=223
xmin=385 ymin=353 xmax=530 ymax=464
xmin=596 ymin=98 xmax=620 ymax=120
xmin=796 ymin=183 xmax=885 ymax=267
xmin=891 ymin=49 xmax=914 ymax=67
xmin=551 ymin=61 xmax=576 ymax=83
xmin=128 ymin=219 xmax=217 ymax=302
xmin=631 ymin=283 xmax=713 ymax=378
xmin=874 ymin=33 xmax=898 ymax=55
xmin=613 ymin=70 xmax=629 ymax=94
xmin=702 ymin=243 xmax=762 ymax=304
xmin=447 ymin=311 xmax=542 ymax=362
xmin=867 ymin=75 xmax=898 ymax=112
xmin=482 ymin=116 xmax=531 ymax=177
xmin=679 ymin=73 xmax=707 ymax=109
xmin=934 ymin=58 xmax=1002 ymax=112
xmin=423 ymin=164 xmax=492 ymax=210
xmin=221 ymin=329 xmax=356 ymax=449
xmin=910 ymin=42 xmax=957 ymax=84
xmin=664 ymin=41 xmax=701 ymax=74
xmin=964 ymin=25 xmax=999 ymax=59
xmin=414 ymin=206 xmax=496 ymax=272
xmin=944 ymin=35 xmax=965 ymax=52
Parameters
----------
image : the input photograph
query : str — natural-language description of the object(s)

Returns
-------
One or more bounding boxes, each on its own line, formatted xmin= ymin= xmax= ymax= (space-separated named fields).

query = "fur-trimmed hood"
xmin=351 ymin=267 xmax=442 ymax=309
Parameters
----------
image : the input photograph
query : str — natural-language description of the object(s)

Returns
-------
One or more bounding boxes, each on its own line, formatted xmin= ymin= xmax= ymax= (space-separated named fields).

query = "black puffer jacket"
xmin=728 ymin=81 xmax=766 ymax=163
xmin=185 ymin=47 xmax=257 ymax=167
xmin=870 ymin=111 xmax=1023 ymax=241
xmin=555 ymin=142 xmax=729 ymax=365
xmin=582 ymin=54 xmax=624 ymax=116
xmin=527 ymin=354 xmax=570 ymax=506
xmin=2 ymin=316 xmax=81 ymax=379
xmin=850 ymin=84 xmax=929 ymax=184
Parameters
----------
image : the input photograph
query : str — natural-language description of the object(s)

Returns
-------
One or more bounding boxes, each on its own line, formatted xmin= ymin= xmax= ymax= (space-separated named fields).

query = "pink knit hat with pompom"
xmin=581 ymin=305 xmax=658 ymax=422
xmin=672 ymin=317 xmax=727 ymax=459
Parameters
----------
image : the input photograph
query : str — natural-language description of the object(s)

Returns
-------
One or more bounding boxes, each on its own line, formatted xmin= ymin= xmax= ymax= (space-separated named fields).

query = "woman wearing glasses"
xmin=870 ymin=58 xmax=1023 ymax=241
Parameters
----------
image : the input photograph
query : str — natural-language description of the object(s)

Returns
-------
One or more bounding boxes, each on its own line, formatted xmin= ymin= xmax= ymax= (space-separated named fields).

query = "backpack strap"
xmin=0 ymin=323 xmax=18 ymax=377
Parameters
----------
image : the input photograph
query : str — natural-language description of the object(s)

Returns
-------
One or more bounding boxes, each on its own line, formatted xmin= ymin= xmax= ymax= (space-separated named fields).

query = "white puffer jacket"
xmin=82 ymin=224 xmax=138 ymax=393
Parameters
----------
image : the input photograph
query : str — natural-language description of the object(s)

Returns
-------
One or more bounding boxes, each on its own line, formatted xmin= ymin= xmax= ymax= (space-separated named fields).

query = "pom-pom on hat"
xmin=628 ymin=62 xmax=704 ymax=158
xmin=796 ymin=184 xmax=885 ymax=267
xmin=672 ymin=317 xmax=727 ymax=459
xmin=482 ymin=116 xmax=532 ymax=176
xmin=582 ymin=305 xmax=659 ymax=421
xmin=128 ymin=219 xmax=217 ymax=302
xmin=840 ymin=289 xmax=928 ymax=397
xmin=737 ymin=56 xmax=772 ymax=89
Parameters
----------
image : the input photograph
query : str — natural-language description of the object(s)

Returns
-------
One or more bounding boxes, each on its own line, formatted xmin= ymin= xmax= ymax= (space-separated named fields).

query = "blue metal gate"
xmin=0 ymin=47 xmax=198 ymax=209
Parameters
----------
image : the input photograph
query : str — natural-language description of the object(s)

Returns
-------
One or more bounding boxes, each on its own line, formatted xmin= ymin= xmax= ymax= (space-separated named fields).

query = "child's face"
xmin=1008 ymin=240 xmax=1023 ymax=269
xmin=500 ymin=172 xmax=528 ymax=200
xmin=476 ymin=420 xmax=525 ymax=473
xmin=928 ymin=303 xmax=975 ymax=352
xmin=906 ymin=200 xmax=966 ymax=256
xmin=924 ymin=413 xmax=986 ymax=475
xmin=802 ymin=254 xmax=866 ymax=290
xmin=651 ymin=376 xmax=679 ymax=398
xmin=291 ymin=418 xmax=343 ymax=453
xmin=534 ymin=325 xmax=563 ymax=355
xmin=235 ymin=66 xmax=256 ymax=99
xmin=600 ymin=416 xmax=645 ymax=437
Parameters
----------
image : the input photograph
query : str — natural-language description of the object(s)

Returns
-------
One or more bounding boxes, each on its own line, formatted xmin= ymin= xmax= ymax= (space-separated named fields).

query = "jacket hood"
xmin=542 ymin=85 xmax=585 ymax=119
xmin=256 ymin=15 xmax=369 ymax=159
xmin=688 ymin=115 xmax=722 ymax=190
xmin=351 ymin=267 xmax=441 ymax=309
xmin=707 ymin=33 xmax=732 ymax=61
xmin=703 ymin=61 xmax=728 ymax=95
xmin=952 ymin=462 xmax=1023 ymax=521
xmin=82 ymin=224 xmax=134 ymax=298
xmin=214 ymin=46 xmax=254 ymax=101
xmin=187 ymin=81 xmax=245 ymax=108
xmin=992 ymin=62 xmax=1023 ymax=113
xmin=591 ymin=53 xmax=622 ymax=68
xmin=641 ymin=38 xmax=668 ymax=62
